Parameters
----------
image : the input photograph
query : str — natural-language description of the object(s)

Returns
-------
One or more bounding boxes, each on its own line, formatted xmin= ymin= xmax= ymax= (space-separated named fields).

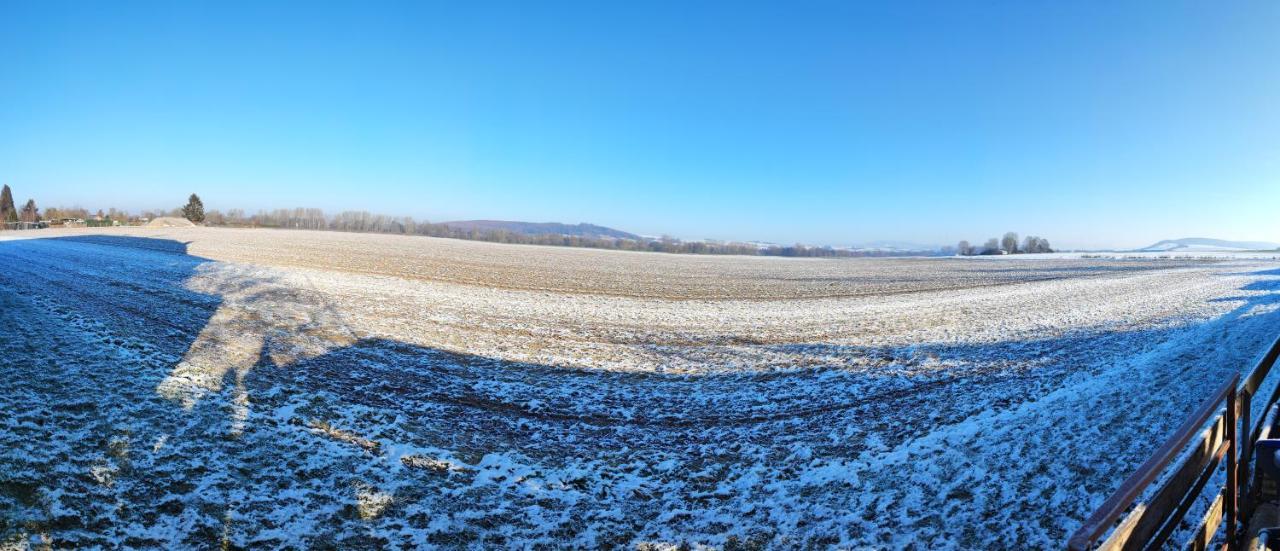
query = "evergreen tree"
xmin=182 ymin=193 xmax=206 ymax=223
xmin=0 ymin=185 xmax=16 ymax=223
xmin=20 ymin=199 xmax=38 ymax=223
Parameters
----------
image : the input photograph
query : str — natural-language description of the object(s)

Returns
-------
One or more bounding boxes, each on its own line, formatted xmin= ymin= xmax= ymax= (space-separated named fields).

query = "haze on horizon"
xmin=1 ymin=2 xmax=1277 ymax=250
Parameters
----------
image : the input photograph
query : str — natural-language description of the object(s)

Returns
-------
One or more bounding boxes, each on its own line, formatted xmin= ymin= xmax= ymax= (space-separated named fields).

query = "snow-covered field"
xmin=3 ymin=228 xmax=1280 ymax=549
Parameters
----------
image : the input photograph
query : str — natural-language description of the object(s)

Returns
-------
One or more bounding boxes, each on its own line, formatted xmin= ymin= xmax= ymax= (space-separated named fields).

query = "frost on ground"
xmin=2 ymin=229 xmax=1280 ymax=549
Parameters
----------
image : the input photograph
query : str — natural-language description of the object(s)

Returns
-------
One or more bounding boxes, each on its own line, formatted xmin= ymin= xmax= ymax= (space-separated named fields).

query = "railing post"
xmin=1227 ymin=389 xmax=1239 ymax=551
xmin=1067 ymin=377 xmax=1240 ymax=550
xmin=1241 ymin=391 xmax=1252 ymax=528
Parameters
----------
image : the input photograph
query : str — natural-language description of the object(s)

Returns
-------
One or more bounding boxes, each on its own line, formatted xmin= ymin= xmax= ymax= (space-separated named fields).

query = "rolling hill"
xmin=442 ymin=220 xmax=641 ymax=240
xmin=1137 ymin=237 xmax=1280 ymax=252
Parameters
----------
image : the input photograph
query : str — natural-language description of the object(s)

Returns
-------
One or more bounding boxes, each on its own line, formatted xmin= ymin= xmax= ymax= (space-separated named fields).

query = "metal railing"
xmin=1068 ymin=335 xmax=1280 ymax=551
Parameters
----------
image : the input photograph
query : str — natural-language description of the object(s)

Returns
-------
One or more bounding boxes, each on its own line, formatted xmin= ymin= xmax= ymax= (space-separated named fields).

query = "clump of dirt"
xmin=145 ymin=217 xmax=196 ymax=228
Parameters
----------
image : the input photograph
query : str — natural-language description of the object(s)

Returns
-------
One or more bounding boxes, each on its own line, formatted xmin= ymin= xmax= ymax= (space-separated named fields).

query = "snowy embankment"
xmin=2 ymin=228 xmax=1279 ymax=549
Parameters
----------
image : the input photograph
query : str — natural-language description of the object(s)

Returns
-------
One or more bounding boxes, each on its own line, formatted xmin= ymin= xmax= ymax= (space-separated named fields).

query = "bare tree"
xmin=957 ymin=240 xmax=972 ymax=256
xmin=1001 ymin=232 xmax=1019 ymax=254
xmin=20 ymin=199 xmax=38 ymax=223
xmin=1021 ymin=235 xmax=1054 ymax=254
xmin=983 ymin=238 xmax=1001 ymax=254
xmin=204 ymin=210 xmax=226 ymax=226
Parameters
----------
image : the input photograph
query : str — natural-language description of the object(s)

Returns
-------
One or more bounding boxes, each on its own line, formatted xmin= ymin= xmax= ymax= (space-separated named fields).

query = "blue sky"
xmin=1 ymin=1 xmax=1277 ymax=249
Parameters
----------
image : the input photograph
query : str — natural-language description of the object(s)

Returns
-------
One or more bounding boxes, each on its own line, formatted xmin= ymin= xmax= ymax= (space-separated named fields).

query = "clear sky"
xmin=2 ymin=1 xmax=1277 ymax=249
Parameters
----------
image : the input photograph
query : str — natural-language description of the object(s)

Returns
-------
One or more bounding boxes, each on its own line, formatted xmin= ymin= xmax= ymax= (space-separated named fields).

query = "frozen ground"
xmin=2 ymin=228 xmax=1280 ymax=549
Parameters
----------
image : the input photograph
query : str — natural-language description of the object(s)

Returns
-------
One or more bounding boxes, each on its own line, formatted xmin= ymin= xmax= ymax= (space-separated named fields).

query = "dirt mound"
xmin=145 ymin=217 xmax=196 ymax=228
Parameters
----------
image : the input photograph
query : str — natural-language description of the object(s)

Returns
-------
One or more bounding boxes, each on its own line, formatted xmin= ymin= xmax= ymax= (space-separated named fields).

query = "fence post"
xmin=1228 ymin=389 xmax=1239 ymax=550
xmin=1241 ymin=390 xmax=1252 ymax=528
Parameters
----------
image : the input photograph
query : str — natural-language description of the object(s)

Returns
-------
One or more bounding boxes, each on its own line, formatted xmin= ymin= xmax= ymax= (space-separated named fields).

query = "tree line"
xmin=0 ymin=184 xmax=40 ymax=225
xmin=4 ymin=191 xmax=208 ymax=227
xmin=3 ymin=188 xmax=955 ymax=259
xmin=198 ymin=206 xmax=933 ymax=257
xmin=955 ymin=232 xmax=1053 ymax=256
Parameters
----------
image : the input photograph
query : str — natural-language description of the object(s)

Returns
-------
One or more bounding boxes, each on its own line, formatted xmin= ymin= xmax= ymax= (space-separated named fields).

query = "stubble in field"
xmin=2 ymin=228 xmax=1278 ymax=548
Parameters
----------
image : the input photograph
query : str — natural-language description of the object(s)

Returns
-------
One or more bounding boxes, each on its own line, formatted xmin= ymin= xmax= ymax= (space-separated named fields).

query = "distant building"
xmin=4 ymin=221 xmax=48 ymax=230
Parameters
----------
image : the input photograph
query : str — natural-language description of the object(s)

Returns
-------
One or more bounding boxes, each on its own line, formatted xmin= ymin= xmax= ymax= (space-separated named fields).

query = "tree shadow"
xmin=3 ymin=234 xmax=1280 ymax=548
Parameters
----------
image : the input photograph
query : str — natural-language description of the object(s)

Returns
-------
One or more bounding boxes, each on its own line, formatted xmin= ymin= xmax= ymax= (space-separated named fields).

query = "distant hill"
xmin=442 ymin=220 xmax=640 ymax=240
xmin=1138 ymin=237 xmax=1280 ymax=252
xmin=846 ymin=240 xmax=943 ymax=252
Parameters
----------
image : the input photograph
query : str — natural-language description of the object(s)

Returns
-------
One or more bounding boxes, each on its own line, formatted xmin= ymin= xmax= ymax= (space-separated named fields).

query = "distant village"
xmin=0 ymin=183 xmax=188 ymax=231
